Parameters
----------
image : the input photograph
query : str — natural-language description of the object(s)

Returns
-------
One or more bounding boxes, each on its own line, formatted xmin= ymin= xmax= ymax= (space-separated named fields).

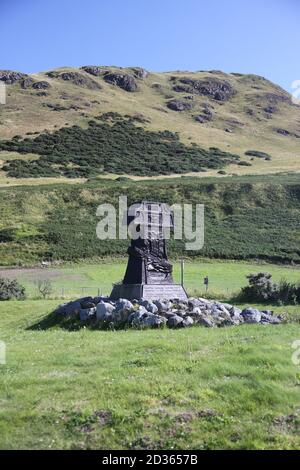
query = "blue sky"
xmin=1 ymin=0 xmax=299 ymax=91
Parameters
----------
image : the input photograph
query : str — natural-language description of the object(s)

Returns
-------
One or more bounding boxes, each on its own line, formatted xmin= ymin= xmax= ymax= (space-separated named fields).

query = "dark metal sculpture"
xmin=110 ymin=201 xmax=187 ymax=300
xmin=123 ymin=202 xmax=173 ymax=285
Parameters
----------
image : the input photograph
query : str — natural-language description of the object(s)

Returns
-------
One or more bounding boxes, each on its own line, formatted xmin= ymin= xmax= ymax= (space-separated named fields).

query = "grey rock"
xmin=142 ymin=314 xmax=166 ymax=328
xmin=153 ymin=299 xmax=171 ymax=311
xmin=0 ymin=70 xmax=28 ymax=84
xmin=81 ymin=65 xmax=103 ymax=76
xmin=81 ymin=300 xmax=96 ymax=309
xmin=21 ymin=78 xmax=34 ymax=89
xmin=46 ymin=70 xmax=101 ymax=89
xmin=137 ymin=305 xmax=148 ymax=315
xmin=191 ymin=307 xmax=202 ymax=315
xmin=188 ymin=298 xmax=203 ymax=308
xmin=79 ymin=296 xmax=93 ymax=307
xmin=167 ymin=315 xmax=184 ymax=328
xmin=96 ymin=301 xmax=115 ymax=321
xmin=241 ymin=307 xmax=262 ymax=324
xmin=167 ymin=99 xmax=194 ymax=111
xmin=173 ymin=76 xmax=235 ymax=101
xmin=132 ymin=67 xmax=149 ymax=79
xmin=113 ymin=307 xmax=132 ymax=323
xmin=103 ymin=73 xmax=137 ymax=92
xmin=32 ymin=81 xmax=50 ymax=89
xmin=93 ymin=296 xmax=110 ymax=304
xmin=260 ymin=312 xmax=282 ymax=324
xmin=80 ymin=307 xmax=96 ymax=321
xmin=64 ymin=300 xmax=82 ymax=316
xmin=115 ymin=298 xmax=134 ymax=311
xmin=128 ymin=310 xmax=145 ymax=325
xmin=198 ymin=316 xmax=214 ymax=328
xmin=182 ymin=316 xmax=194 ymax=327
xmin=140 ymin=299 xmax=158 ymax=313
xmin=229 ymin=306 xmax=242 ymax=318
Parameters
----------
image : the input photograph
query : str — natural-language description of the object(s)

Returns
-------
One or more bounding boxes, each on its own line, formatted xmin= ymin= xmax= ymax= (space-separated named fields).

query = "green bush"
xmin=245 ymin=150 xmax=272 ymax=159
xmin=239 ymin=272 xmax=300 ymax=304
xmin=0 ymin=113 xmax=241 ymax=178
xmin=0 ymin=277 xmax=26 ymax=301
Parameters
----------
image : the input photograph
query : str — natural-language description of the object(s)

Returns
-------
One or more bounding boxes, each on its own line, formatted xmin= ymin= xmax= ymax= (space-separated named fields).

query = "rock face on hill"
xmin=172 ymin=76 xmax=235 ymax=101
xmin=32 ymin=81 xmax=51 ymax=89
xmin=21 ymin=78 xmax=35 ymax=89
xmin=0 ymin=70 xmax=28 ymax=84
xmin=103 ymin=72 xmax=138 ymax=92
xmin=167 ymin=99 xmax=194 ymax=111
xmin=54 ymin=296 xmax=283 ymax=329
xmin=132 ymin=67 xmax=149 ymax=79
xmin=81 ymin=65 xmax=103 ymax=76
xmin=46 ymin=70 xmax=101 ymax=89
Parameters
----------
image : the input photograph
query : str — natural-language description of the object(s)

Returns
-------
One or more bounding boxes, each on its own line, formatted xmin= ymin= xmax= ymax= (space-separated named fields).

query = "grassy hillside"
xmin=0 ymin=299 xmax=299 ymax=450
xmin=0 ymin=175 xmax=299 ymax=266
xmin=0 ymin=66 xmax=300 ymax=185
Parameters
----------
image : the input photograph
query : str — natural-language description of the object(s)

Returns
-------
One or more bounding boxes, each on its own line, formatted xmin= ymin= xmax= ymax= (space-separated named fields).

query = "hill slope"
xmin=0 ymin=175 xmax=299 ymax=266
xmin=0 ymin=66 xmax=299 ymax=183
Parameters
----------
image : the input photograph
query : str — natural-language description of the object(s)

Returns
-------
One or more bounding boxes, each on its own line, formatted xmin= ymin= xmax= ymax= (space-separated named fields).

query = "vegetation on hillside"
xmin=0 ymin=114 xmax=241 ymax=178
xmin=0 ymin=176 xmax=299 ymax=266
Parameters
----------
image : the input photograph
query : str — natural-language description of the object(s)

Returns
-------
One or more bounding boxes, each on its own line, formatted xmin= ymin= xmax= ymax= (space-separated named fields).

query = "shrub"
xmin=245 ymin=150 xmax=271 ymax=159
xmin=0 ymin=113 xmax=241 ymax=178
xmin=0 ymin=277 xmax=26 ymax=300
xmin=239 ymin=272 xmax=300 ymax=304
xmin=239 ymin=272 xmax=278 ymax=302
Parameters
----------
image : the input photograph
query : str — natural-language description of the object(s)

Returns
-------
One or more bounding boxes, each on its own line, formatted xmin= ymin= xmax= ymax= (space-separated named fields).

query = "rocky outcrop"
xmin=21 ymin=78 xmax=35 ymax=89
xmin=276 ymin=128 xmax=299 ymax=138
xmin=81 ymin=65 xmax=103 ymax=76
xmin=32 ymin=81 xmax=50 ymax=89
xmin=0 ymin=70 xmax=29 ymax=84
xmin=167 ymin=99 xmax=194 ymax=111
xmin=103 ymin=73 xmax=138 ymax=92
xmin=131 ymin=67 xmax=149 ymax=79
xmin=194 ymin=104 xmax=214 ymax=123
xmin=172 ymin=77 xmax=235 ymax=101
xmin=53 ymin=296 xmax=283 ymax=330
xmin=46 ymin=71 xmax=101 ymax=89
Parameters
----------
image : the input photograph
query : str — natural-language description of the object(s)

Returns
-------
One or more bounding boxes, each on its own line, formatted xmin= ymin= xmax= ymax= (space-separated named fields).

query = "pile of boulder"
xmin=55 ymin=296 xmax=283 ymax=329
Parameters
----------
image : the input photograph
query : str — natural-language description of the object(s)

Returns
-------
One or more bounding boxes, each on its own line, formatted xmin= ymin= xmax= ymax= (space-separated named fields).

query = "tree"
xmin=36 ymin=279 xmax=53 ymax=299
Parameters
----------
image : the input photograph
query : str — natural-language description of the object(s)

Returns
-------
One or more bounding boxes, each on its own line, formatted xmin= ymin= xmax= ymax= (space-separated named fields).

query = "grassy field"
xmin=1 ymin=259 xmax=300 ymax=300
xmin=0 ymin=299 xmax=299 ymax=450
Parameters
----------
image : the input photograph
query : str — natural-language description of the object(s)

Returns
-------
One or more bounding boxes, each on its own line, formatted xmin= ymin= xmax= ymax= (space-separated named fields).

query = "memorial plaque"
xmin=142 ymin=284 xmax=188 ymax=301
xmin=110 ymin=201 xmax=188 ymax=301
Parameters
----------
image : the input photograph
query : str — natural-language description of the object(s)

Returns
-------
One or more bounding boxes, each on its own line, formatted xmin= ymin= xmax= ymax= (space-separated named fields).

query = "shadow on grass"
xmin=27 ymin=309 xmax=129 ymax=332
xmin=27 ymin=310 xmax=84 ymax=331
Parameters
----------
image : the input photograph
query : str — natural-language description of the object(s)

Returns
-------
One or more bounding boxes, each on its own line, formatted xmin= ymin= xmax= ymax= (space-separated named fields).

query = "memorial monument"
xmin=110 ymin=201 xmax=188 ymax=300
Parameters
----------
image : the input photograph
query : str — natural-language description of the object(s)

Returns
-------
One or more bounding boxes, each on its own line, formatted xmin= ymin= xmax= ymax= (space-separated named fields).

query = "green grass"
xmin=0 ymin=299 xmax=299 ymax=449
xmin=2 ymin=259 xmax=300 ymax=300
